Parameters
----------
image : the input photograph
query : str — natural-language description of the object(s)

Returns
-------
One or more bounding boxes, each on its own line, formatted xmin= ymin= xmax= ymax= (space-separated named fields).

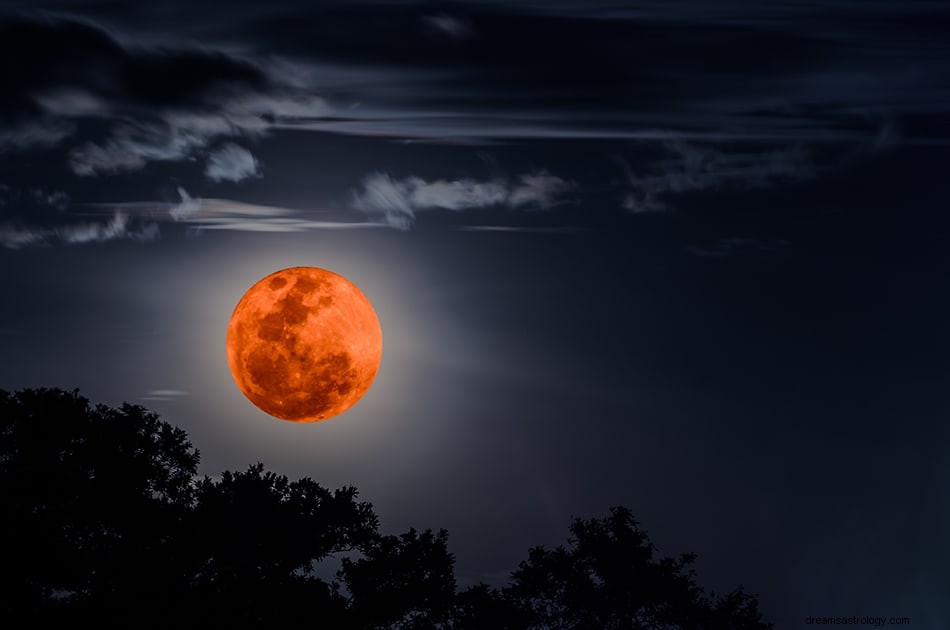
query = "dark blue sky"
xmin=1 ymin=1 xmax=949 ymax=626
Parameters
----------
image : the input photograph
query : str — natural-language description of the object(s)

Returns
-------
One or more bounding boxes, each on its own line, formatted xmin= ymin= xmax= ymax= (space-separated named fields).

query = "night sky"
xmin=2 ymin=1 xmax=949 ymax=626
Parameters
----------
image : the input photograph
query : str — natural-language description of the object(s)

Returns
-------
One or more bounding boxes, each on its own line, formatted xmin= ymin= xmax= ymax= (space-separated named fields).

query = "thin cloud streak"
xmin=141 ymin=389 xmax=190 ymax=402
xmin=455 ymin=225 xmax=582 ymax=234
xmin=88 ymin=191 xmax=394 ymax=234
xmin=277 ymin=118 xmax=889 ymax=144
xmin=192 ymin=219 xmax=388 ymax=232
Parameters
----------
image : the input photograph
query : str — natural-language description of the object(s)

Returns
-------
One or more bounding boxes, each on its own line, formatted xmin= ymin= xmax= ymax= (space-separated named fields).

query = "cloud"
xmin=0 ymin=211 xmax=159 ymax=249
xmin=141 ymin=389 xmax=190 ymax=402
xmin=2 ymin=2 xmax=935 ymax=196
xmin=189 ymin=219 xmax=386 ymax=232
xmin=0 ymin=16 xmax=328 ymax=178
xmin=686 ymin=237 xmax=790 ymax=257
xmin=55 ymin=213 xmax=127 ymax=244
xmin=172 ymin=198 xmax=385 ymax=232
xmin=422 ymin=13 xmax=475 ymax=40
xmin=0 ymin=185 xmax=158 ymax=248
xmin=408 ymin=177 xmax=509 ymax=210
xmin=0 ymin=186 xmax=70 ymax=212
xmin=350 ymin=171 xmax=575 ymax=229
xmin=88 ymin=191 xmax=387 ymax=234
xmin=508 ymin=172 xmax=575 ymax=209
xmin=131 ymin=0 xmax=945 ymax=149
xmin=0 ymin=120 xmax=75 ymax=153
xmin=204 ymin=143 xmax=261 ymax=183
xmin=455 ymin=225 xmax=581 ymax=234
xmin=4 ymin=2 xmax=946 ymax=156
xmin=618 ymin=140 xmax=816 ymax=213
xmin=169 ymin=188 xmax=202 ymax=221
xmin=68 ymin=139 xmax=148 ymax=177
xmin=0 ymin=224 xmax=49 ymax=249
xmin=64 ymin=94 xmax=324 ymax=177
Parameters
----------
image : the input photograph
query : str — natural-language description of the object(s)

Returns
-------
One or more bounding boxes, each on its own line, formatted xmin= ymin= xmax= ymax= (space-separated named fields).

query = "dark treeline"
xmin=0 ymin=388 xmax=771 ymax=628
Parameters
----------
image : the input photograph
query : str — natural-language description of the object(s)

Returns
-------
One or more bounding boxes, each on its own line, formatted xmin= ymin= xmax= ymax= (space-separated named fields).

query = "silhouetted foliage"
xmin=0 ymin=388 xmax=772 ymax=628
xmin=452 ymin=584 xmax=534 ymax=629
xmin=185 ymin=464 xmax=379 ymax=625
xmin=0 ymin=387 xmax=198 ymax=623
xmin=342 ymin=527 xmax=457 ymax=629
xmin=503 ymin=507 xmax=769 ymax=629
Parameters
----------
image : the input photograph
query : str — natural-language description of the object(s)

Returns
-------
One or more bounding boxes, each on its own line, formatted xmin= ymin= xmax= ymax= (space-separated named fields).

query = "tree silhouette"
xmin=0 ymin=388 xmax=772 ymax=628
xmin=451 ymin=584 xmax=534 ymax=629
xmin=185 ymin=464 xmax=379 ymax=625
xmin=0 ymin=387 xmax=198 ymax=623
xmin=342 ymin=527 xmax=457 ymax=629
xmin=502 ymin=507 xmax=769 ymax=629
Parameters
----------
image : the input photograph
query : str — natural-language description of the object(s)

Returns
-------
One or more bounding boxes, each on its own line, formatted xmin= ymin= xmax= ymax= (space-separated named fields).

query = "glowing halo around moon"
xmin=226 ymin=266 xmax=382 ymax=423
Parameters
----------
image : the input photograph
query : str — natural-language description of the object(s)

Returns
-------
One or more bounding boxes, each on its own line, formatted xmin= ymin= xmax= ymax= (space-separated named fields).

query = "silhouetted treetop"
xmin=190 ymin=463 xmax=378 ymax=584
xmin=1 ymin=388 xmax=199 ymax=618
xmin=1 ymin=387 xmax=198 ymax=507
xmin=1 ymin=388 xmax=772 ymax=628
xmin=343 ymin=527 xmax=457 ymax=629
xmin=505 ymin=506 xmax=770 ymax=629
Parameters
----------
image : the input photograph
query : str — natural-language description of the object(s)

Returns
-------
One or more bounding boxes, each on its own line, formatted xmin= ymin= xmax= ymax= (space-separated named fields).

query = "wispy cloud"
xmin=141 ymin=389 xmax=190 ymax=402
xmin=80 ymin=173 xmax=575 ymax=237
xmin=0 ymin=17 xmax=328 ymax=180
xmin=4 ymin=2 xmax=948 ymax=165
xmin=0 ymin=224 xmax=49 ymax=249
xmin=58 ymin=212 xmax=159 ymax=244
xmin=64 ymin=96 xmax=320 ymax=179
xmin=686 ymin=237 xmax=790 ymax=257
xmin=172 ymin=200 xmax=386 ymax=233
xmin=421 ymin=13 xmax=475 ymax=40
xmin=89 ymin=188 xmax=388 ymax=234
xmin=455 ymin=225 xmax=581 ymax=234
xmin=204 ymin=143 xmax=262 ymax=183
xmin=618 ymin=140 xmax=816 ymax=213
xmin=191 ymin=218 xmax=387 ymax=232
xmin=0 ymin=183 xmax=159 ymax=248
xmin=508 ymin=172 xmax=576 ymax=209
xmin=350 ymin=171 xmax=575 ymax=229
xmin=0 ymin=185 xmax=70 ymax=212
xmin=169 ymin=187 xmax=202 ymax=221
xmin=0 ymin=211 xmax=159 ymax=249
xmin=0 ymin=119 xmax=74 ymax=152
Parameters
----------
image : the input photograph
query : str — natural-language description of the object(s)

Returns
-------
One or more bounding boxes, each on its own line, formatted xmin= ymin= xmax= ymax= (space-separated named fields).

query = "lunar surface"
xmin=226 ymin=267 xmax=382 ymax=422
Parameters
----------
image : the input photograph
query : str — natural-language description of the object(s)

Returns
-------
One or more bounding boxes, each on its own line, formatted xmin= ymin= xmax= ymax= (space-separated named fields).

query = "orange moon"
xmin=226 ymin=266 xmax=382 ymax=422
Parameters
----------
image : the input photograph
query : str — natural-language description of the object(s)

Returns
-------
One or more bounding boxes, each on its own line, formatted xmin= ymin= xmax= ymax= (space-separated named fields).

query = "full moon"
xmin=226 ymin=266 xmax=382 ymax=422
